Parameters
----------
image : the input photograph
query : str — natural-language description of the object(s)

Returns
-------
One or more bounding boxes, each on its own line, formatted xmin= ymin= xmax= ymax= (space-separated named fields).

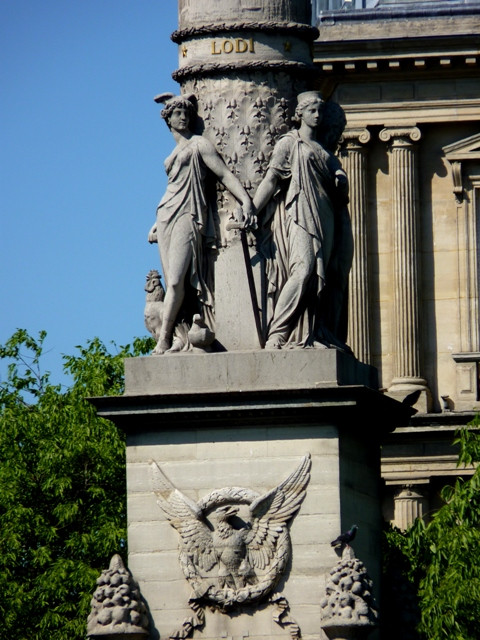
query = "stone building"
xmin=312 ymin=0 xmax=480 ymax=528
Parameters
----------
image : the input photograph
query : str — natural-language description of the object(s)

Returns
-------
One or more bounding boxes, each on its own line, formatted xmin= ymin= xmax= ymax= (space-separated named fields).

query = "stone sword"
xmin=226 ymin=219 xmax=265 ymax=349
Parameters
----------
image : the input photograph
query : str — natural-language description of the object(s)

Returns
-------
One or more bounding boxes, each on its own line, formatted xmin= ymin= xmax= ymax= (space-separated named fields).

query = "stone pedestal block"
xmin=123 ymin=348 xmax=377 ymax=396
xmin=93 ymin=351 xmax=410 ymax=640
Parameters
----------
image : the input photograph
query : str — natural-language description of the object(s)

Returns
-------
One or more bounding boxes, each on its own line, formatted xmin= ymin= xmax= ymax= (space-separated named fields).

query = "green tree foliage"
xmin=0 ymin=329 xmax=153 ymax=640
xmin=383 ymin=421 xmax=480 ymax=640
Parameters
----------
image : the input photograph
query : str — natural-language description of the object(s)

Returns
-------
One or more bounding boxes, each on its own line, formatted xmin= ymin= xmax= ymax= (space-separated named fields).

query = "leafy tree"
xmin=0 ymin=329 xmax=153 ymax=640
xmin=383 ymin=421 xmax=480 ymax=640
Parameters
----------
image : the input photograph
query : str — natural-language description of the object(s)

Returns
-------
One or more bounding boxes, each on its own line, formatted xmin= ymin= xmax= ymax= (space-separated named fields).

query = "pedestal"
xmin=93 ymin=351 xmax=411 ymax=640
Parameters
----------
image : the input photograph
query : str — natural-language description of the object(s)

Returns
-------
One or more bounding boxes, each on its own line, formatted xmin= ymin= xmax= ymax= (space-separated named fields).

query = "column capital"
xmin=340 ymin=127 xmax=371 ymax=149
xmin=379 ymin=126 xmax=421 ymax=145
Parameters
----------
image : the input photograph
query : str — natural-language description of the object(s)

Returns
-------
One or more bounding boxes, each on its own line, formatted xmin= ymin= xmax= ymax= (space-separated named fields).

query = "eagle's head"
xmin=214 ymin=505 xmax=239 ymax=522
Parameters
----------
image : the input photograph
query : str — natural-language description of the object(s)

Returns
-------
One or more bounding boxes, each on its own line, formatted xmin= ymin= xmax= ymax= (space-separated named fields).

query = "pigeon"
xmin=402 ymin=389 xmax=422 ymax=407
xmin=330 ymin=524 xmax=358 ymax=548
xmin=187 ymin=314 xmax=215 ymax=349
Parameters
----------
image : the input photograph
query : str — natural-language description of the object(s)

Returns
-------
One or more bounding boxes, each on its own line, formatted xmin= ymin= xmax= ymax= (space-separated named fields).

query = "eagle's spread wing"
xmin=150 ymin=460 xmax=217 ymax=572
xmin=246 ymin=455 xmax=311 ymax=570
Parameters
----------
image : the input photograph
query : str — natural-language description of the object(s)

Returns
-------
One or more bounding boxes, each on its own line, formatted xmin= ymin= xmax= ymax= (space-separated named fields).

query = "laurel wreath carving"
xmin=171 ymin=21 xmax=319 ymax=43
xmin=173 ymin=60 xmax=318 ymax=82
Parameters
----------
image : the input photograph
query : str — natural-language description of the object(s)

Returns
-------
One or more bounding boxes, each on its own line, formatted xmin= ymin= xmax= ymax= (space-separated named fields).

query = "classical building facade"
xmin=312 ymin=0 xmax=480 ymax=528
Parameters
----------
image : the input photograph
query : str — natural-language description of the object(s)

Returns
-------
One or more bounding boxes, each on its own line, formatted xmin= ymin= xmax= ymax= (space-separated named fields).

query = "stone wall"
xmin=126 ymin=422 xmax=381 ymax=640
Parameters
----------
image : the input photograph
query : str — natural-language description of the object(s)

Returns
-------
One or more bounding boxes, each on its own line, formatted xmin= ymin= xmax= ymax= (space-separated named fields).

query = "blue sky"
xmin=1 ymin=1 xmax=179 ymax=386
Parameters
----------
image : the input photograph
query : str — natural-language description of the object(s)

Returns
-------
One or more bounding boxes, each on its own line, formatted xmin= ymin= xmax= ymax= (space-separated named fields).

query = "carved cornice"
xmin=379 ymin=126 xmax=422 ymax=145
xmin=173 ymin=60 xmax=318 ymax=82
xmin=172 ymin=21 xmax=319 ymax=43
xmin=91 ymin=386 xmax=411 ymax=432
xmin=443 ymin=132 xmax=480 ymax=160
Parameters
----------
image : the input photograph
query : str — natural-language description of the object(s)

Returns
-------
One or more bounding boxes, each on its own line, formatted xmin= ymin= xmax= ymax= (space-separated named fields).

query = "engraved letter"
xmin=211 ymin=40 xmax=221 ymax=55
xmin=235 ymin=38 xmax=248 ymax=54
xmin=223 ymin=40 xmax=234 ymax=54
xmin=249 ymin=37 xmax=255 ymax=53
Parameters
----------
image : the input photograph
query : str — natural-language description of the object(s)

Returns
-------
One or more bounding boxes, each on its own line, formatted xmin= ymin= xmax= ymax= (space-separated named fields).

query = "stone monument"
xmin=91 ymin=2 xmax=412 ymax=639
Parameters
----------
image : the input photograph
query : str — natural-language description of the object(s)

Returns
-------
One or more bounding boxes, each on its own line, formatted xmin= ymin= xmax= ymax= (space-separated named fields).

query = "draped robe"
xmin=156 ymin=136 xmax=216 ymax=341
xmin=261 ymin=130 xmax=352 ymax=348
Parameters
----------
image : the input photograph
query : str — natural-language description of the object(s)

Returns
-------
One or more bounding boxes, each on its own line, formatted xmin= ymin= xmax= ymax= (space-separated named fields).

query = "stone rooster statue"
xmin=144 ymin=269 xmax=165 ymax=349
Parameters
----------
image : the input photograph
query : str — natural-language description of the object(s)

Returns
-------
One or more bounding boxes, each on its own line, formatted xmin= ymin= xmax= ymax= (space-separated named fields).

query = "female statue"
xmin=148 ymin=93 xmax=255 ymax=354
xmin=253 ymin=92 xmax=352 ymax=350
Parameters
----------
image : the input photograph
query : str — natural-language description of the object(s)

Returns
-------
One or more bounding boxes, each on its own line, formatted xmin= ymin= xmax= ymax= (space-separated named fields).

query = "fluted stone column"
xmin=393 ymin=485 xmax=427 ymax=530
xmin=340 ymin=128 xmax=371 ymax=364
xmin=379 ymin=126 xmax=431 ymax=411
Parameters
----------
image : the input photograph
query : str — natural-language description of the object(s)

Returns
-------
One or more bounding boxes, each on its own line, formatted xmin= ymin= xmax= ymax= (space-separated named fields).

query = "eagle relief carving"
xmin=149 ymin=455 xmax=311 ymax=637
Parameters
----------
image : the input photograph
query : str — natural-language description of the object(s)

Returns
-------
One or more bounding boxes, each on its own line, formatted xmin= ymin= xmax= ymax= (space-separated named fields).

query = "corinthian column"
xmin=379 ymin=126 xmax=431 ymax=411
xmin=340 ymin=128 xmax=371 ymax=363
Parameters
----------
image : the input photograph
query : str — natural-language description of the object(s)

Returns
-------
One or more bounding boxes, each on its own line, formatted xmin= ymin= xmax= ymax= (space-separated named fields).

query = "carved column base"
xmin=387 ymin=377 xmax=432 ymax=412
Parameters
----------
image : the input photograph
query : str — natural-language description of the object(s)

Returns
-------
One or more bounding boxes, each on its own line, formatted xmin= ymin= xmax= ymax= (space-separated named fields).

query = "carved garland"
xmin=171 ymin=21 xmax=319 ymax=43
xmin=172 ymin=592 xmax=301 ymax=640
xmin=173 ymin=59 xmax=318 ymax=82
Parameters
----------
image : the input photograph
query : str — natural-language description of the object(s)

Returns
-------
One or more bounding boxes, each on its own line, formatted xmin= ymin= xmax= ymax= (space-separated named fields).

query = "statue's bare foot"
xmin=265 ymin=337 xmax=283 ymax=350
xmin=153 ymin=337 xmax=172 ymax=355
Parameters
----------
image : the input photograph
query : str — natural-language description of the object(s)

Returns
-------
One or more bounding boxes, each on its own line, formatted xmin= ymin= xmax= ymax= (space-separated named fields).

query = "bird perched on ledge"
xmin=331 ymin=524 xmax=358 ymax=549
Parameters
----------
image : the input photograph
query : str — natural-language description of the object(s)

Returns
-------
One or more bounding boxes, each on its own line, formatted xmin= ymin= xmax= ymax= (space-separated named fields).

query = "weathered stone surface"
xmin=124 ymin=349 xmax=377 ymax=396
xmin=150 ymin=0 xmax=329 ymax=354
xmin=253 ymin=92 xmax=352 ymax=352
xmin=90 ymin=351 xmax=412 ymax=640
xmin=92 ymin=342 xmax=410 ymax=640
xmin=118 ymin=422 xmax=390 ymax=640
xmin=178 ymin=0 xmax=312 ymax=30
